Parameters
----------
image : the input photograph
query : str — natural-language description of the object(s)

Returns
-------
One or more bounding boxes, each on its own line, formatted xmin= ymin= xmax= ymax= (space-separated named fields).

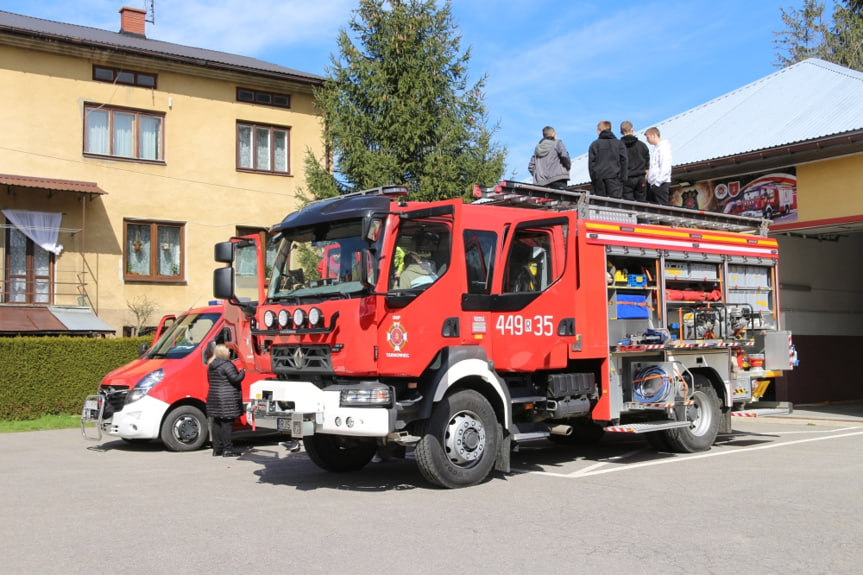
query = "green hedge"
xmin=0 ymin=336 xmax=150 ymax=420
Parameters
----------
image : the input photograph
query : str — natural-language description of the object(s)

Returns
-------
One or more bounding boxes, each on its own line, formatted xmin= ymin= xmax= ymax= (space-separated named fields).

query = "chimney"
xmin=119 ymin=6 xmax=147 ymax=38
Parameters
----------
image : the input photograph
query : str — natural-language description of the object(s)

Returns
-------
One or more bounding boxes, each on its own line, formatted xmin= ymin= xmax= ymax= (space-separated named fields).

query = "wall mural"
xmin=671 ymin=169 xmax=798 ymax=224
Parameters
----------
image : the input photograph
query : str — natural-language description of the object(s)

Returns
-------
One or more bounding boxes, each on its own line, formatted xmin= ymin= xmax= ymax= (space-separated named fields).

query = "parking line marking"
xmin=512 ymin=429 xmax=863 ymax=479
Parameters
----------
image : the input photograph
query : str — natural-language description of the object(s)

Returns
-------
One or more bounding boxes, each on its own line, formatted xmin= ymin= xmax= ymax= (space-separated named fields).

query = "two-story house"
xmin=0 ymin=6 xmax=325 ymax=335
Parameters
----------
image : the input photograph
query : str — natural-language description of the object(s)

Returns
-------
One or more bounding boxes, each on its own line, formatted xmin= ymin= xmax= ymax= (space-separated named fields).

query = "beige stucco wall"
xmin=0 ymin=43 xmax=324 ymax=333
xmin=796 ymin=152 xmax=863 ymax=221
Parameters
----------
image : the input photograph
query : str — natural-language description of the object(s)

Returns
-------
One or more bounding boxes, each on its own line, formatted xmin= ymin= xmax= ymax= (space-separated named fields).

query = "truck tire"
xmin=415 ymin=389 xmax=499 ymax=489
xmin=303 ymin=434 xmax=377 ymax=472
xmin=160 ymin=405 xmax=208 ymax=452
xmin=664 ymin=377 xmax=720 ymax=453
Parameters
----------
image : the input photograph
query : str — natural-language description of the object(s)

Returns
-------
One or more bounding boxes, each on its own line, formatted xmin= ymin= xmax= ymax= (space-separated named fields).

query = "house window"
xmin=236 ymin=88 xmax=291 ymax=109
xmin=93 ymin=65 xmax=157 ymax=89
xmin=84 ymin=104 xmax=164 ymax=162
xmin=3 ymin=227 xmax=53 ymax=304
xmin=237 ymin=122 xmax=290 ymax=174
xmin=125 ymin=221 xmax=184 ymax=281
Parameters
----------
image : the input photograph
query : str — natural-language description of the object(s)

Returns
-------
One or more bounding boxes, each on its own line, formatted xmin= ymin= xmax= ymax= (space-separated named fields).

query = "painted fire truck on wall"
xmin=213 ymin=181 xmax=796 ymax=488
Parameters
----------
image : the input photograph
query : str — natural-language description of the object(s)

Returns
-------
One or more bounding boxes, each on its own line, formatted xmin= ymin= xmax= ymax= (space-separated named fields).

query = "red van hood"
xmin=100 ymin=357 xmax=172 ymax=389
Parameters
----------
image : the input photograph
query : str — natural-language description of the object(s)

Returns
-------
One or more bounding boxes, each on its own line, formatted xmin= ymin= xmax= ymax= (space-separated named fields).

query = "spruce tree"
xmin=303 ymin=0 xmax=506 ymax=202
xmin=774 ymin=0 xmax=863 ymax=71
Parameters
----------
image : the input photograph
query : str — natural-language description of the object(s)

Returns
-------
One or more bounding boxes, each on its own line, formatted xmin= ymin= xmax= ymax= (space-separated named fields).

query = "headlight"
xmin=340 ymin=387 xmax=392 ymax=407
xmin=126 ymin=369 xmax=164 ymax=403
xmin=293 ymin=308 xmax=306 ymax=327
xmin=278 ymin=309 xmax=290 ymax=328
xmin=263 ymin=310 xmax=276 ymax=329
xmin=308 ymin=307 xmax=322 ymax=327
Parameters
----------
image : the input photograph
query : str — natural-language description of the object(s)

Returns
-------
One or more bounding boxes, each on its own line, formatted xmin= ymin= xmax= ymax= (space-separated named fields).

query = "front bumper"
xmin=247 ymin=379 xmax=396 ymax=438
xmin=87 ymin=395 xmax=169 ymax=440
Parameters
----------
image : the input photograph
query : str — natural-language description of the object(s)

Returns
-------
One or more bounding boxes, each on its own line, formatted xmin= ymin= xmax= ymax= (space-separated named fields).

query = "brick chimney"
xmin=119 ymin=6 xmax=147 ymax=38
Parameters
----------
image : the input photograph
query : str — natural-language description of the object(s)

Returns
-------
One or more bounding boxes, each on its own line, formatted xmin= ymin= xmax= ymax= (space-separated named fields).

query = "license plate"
xmin=84 ymin=400 xmax=99 ymax=411
xmin=277 ymin=418 xmax=291 ymax=431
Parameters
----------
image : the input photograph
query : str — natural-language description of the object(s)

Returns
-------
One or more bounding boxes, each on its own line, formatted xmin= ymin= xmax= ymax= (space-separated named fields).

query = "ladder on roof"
xmin=304 ymin=184 xmax=409 ymax=208
xmin=472 ymin=180 xmax=770 ymax=236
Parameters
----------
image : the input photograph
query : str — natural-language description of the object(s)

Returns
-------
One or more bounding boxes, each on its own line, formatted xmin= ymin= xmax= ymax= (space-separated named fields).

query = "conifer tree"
xmin=774 ymin=0 xmax=863 ymax=71
xmin=303 ymin=0 xmax=506 ymax=202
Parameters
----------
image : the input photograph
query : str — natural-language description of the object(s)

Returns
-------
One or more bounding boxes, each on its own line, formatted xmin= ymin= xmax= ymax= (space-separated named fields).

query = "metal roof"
xmin=0 ymin=10 xmax=324 ymax=84
xmin=0 ymin=173 xmax=107 ymax=195
xmin=569 ymin=58 xmax=863 ymax=185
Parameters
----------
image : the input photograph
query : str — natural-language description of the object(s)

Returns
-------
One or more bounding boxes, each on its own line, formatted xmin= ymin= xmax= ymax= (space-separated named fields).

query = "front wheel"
xmin=415 ymin=389 xmax=499 ymax=489
xmin=160 ymin=405 xmax=208 ymax=452
xmin=304 ymin=434 xmax=377 ymax=472
xmin=664 ymin=377 xmax=720 ymax=453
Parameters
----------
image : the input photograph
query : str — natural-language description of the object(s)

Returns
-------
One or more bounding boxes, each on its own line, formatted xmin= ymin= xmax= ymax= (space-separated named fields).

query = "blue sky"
xmin=3 ymin=0 xmax=801 ymax=182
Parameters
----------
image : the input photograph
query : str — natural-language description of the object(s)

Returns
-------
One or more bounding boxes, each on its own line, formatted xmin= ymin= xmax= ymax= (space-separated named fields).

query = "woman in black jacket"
xmin=207 ymin=344 xmax=245 ymax=457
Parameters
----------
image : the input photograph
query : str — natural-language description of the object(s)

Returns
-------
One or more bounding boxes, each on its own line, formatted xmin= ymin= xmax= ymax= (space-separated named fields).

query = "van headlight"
xmin=126 ymin=369 xmax=164 ymax=403
xmin=340 ymin=386 xmax=392 ymax=407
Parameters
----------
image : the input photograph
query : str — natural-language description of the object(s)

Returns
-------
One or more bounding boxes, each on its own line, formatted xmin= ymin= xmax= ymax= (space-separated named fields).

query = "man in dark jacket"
xmin=588 ymin=120 xmax=628 ymax=198
xmin=528 ymin=126 xmax=571 ymax=189
xmin=207 ymin=344 xmax=245 ymax=457
xmin=620 ymin=121 xmax=650 ymax=202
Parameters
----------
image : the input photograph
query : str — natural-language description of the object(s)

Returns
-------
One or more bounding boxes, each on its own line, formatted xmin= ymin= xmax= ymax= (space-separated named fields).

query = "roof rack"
xmin=472 ymin=181 xmax=769 ymax=236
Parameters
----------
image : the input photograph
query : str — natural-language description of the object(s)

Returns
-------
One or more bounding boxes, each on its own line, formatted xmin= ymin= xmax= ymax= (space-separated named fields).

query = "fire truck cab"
xmin=214 ymin=182 xmax=795 ymax=488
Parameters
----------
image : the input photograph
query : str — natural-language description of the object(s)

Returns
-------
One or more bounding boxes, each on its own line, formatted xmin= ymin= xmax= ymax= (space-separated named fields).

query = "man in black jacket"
xmin=620 ymin=121 xmax=650 ymax=202
xmin=588 ymin=120 xmax=627 ymax=198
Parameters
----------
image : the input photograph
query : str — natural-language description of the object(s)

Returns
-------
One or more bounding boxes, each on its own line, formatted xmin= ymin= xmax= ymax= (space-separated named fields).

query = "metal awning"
xmin=0 ymin=306 xmax=115 ymax=335
xmin=0 ymin=174 xmax=108 ymax=195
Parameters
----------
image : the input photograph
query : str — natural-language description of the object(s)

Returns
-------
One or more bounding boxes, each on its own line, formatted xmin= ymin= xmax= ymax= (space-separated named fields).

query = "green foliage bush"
xmin=0 ymin=336 xmax=150 ymax=420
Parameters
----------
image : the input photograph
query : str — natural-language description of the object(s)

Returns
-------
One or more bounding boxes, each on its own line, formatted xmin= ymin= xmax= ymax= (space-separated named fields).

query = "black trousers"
xmin=623 ymin=176 xmax=647 ymax=202
xmin=593 ymin=178 xmax=623 ymax=199
xmin=649 ymin=182 xmax=670 ymax=205
xmin=210 ymin=417 xmax=234 ymax=452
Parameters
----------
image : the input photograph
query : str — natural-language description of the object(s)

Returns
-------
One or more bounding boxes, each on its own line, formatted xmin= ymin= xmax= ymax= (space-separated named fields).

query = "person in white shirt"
xmin=645 ymin=126 xmax=672 ymax=205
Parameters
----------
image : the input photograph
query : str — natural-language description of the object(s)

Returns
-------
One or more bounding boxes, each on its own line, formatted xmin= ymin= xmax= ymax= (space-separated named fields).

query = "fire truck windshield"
xmin=267 ymin=220 xmax=376 ymax=300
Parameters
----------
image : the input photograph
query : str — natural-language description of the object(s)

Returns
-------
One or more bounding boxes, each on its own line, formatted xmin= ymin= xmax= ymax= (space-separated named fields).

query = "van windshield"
xmin=146 ymin=312 xmax=220 ymax=359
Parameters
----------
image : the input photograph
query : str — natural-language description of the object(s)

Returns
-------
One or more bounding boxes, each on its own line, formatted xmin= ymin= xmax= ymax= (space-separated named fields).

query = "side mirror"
xmin=214 ymin=241 xmax=234 ymax=263
xmin=359 ymin=249 xmax=376 ymax=288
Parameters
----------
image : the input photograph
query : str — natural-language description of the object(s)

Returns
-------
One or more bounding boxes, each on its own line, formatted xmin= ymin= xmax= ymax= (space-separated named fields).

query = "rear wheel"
xmin=665 ymin=376 xmax=720 ymax=453
xmin=160 ymin=405 xmax=208 ymax=452
xmin=415 ymin=390 xmax=499 ymax=489
xmin=304 ymin=434 xmax=377 ymax=472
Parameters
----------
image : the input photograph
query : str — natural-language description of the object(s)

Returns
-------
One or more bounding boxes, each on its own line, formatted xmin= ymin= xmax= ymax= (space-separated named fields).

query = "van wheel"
xmin=304 ymin=434 xmax=377 ymax=472
xmin=160 ymin=405 xmax=208 ymax=452
xmin=415 ymin=390 xmax=499 ymax=489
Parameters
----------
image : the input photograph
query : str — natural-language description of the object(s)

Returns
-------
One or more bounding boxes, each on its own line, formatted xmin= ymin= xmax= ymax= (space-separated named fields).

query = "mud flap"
xmin=494 ymin=423 xmax=510 ymax=473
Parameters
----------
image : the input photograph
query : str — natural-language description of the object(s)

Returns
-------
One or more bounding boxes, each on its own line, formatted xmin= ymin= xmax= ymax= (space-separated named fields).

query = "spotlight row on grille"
xmin=263 ymin=307 xmax=323 ymax=329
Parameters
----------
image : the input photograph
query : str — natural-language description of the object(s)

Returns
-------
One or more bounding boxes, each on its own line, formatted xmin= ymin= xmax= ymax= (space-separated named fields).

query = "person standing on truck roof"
xmin=619 ymin=121 xmax=650 ymax=202
xmin=646 ymin=126 xmax=672 ymax=205
xmin=207 ymin=344 xmax=245 ymax=457
xmin=528 ymin=126 xmax=571 ymax=190
xmin=588 ymin=120 xmax=628 ymax=198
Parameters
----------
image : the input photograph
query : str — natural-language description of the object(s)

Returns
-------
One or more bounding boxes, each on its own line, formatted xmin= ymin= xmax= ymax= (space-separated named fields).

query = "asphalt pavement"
xmin=778 ymin=400 xmax=863 ymax=423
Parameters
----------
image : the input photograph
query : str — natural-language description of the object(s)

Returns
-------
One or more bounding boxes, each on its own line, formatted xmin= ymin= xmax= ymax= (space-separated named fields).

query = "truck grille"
xmin=97 ymin=385 xmax=129 ymax=419
xmin=271 ymin=345 xmax=333 ymax=375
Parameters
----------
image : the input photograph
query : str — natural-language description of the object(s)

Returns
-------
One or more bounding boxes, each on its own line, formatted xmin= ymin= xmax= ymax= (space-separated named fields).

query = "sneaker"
xmin=222 ymin=449 xmax=241 ymax=457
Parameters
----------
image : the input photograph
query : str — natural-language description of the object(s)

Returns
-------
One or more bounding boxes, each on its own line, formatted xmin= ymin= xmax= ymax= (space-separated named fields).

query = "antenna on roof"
xmin=145 ymin=0 xmax=155 ymax=25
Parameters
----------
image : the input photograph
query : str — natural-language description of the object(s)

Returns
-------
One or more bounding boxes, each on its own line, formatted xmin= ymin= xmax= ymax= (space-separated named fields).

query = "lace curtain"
xmin=2 ymin=209 xmax=63 ymax=255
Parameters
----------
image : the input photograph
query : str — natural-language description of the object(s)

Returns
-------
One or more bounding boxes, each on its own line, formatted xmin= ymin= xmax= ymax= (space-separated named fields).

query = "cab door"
xmin=488 ymin=216 xmax=575 ymax=372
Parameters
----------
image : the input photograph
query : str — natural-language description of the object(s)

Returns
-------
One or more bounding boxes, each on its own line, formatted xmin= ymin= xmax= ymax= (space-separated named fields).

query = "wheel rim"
xmin=444 ymin=410 xmax=486 ymax=467
xmin=685 ymin=392 xmax=713 ymax=436
xmin=172 ymin=415 xmax=200 ymax=444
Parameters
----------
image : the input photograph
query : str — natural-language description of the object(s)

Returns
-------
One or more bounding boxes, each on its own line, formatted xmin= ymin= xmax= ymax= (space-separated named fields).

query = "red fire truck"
xmin=213 ymin=182 xmax=796 ymax=488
